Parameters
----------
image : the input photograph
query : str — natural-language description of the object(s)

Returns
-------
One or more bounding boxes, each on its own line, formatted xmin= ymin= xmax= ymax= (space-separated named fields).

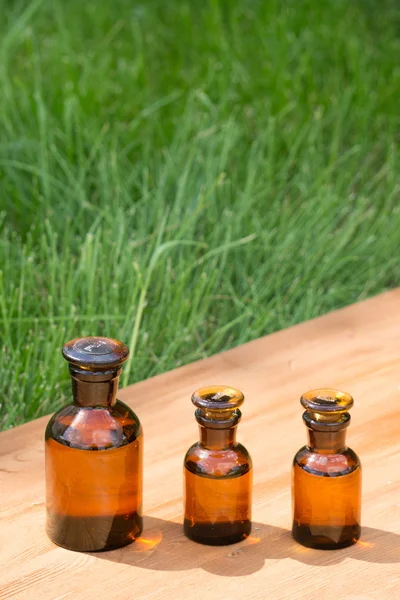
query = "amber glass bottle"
xmin=184 ymin=385 xmax=252 ymax=545
xmin=292 ymin=388 xmax=361 ymax=549
xmin=45 ymin=336 xmax=143 ymax=552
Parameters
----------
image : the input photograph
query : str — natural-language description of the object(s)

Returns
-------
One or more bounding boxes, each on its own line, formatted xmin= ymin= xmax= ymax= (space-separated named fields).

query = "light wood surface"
xmin=1 ymin=290 xmax=400 ymax=600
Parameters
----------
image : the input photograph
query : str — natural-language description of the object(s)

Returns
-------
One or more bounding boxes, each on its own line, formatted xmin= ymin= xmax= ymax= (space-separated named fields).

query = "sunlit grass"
xmin=1 ymin=0 xmax=400 ymax=428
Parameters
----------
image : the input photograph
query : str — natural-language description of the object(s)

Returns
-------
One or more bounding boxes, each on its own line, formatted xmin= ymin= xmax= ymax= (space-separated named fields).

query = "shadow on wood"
xmin=94 ymin=517 xmax=400 ymax=576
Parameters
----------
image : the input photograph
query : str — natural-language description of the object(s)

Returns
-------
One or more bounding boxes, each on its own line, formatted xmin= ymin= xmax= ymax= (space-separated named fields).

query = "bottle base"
xmin=292 ymin=521 xmax=361 ymax=550
xmin=47 ymin=512 xmax=143 ymax=552
xmin=184 ymin=519 xmax=251 ymax=546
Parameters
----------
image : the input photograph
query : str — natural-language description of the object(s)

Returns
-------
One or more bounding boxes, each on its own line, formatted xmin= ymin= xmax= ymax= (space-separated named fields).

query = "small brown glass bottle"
xmin=292 ymin=388 xmax=361 ymax=549
xmin=184 ymin=385 xmax=252 ymax=545
xmin=45 ymin=336 xmax=143 ymax=552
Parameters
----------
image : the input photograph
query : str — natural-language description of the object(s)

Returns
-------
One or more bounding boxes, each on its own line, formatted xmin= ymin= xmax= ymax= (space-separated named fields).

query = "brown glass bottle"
xmin=184 ymin=385 xmax=252 ymax=546
xmin=45 ymin=336 xmax=143 ymax=552
xmin=292 ymin=388 xmax=361 ymax=549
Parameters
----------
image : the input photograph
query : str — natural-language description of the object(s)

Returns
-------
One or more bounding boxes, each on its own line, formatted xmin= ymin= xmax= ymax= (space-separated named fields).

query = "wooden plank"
xmin=1 ymin=289 xmax=400 ymax=600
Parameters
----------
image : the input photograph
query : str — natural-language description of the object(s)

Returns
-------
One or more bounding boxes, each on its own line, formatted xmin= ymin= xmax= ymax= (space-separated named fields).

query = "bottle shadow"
xmin=95 ymin=517 xmax=400 ymax=576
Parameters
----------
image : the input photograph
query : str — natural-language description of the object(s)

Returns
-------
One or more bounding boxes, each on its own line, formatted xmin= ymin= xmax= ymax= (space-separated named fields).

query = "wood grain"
xmin=1 ymin=290 xmax=400 ymax=600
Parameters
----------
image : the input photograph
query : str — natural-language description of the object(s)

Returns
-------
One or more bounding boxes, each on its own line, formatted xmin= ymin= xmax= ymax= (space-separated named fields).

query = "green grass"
xmin=1 ymin=0 xmax=400 ymax=429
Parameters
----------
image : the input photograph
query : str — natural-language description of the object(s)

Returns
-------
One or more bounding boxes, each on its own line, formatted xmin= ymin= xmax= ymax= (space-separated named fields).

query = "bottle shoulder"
xmin=294 ymin=445 xmax=361 ymax=477
xmin=45 ymin=399 xmax=142 ymax=451
xmin=184 ymin=442 xmax=252 ymax=478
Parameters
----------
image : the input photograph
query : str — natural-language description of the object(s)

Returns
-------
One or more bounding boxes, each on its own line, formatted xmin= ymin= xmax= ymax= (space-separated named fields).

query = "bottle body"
xmin=292 ymin=388 xmax=361 ymax=550
xmin=292 ymin=445 xmax=361 ymax=549
xmin=184 ymin=385 xmax=252 ymax=546
xmin=45 ymin=400 xmax=143 ymax=552
xmin=184 ymin=441 xmax=252 ymax=545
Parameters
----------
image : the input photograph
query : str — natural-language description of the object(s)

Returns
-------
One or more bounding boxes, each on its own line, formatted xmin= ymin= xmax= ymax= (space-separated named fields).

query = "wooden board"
xmin=1 ymin=289 xmax=400 ymax=600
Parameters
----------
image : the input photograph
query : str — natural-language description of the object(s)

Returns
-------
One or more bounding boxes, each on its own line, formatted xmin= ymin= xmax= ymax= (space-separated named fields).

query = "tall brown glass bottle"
xmin=45 ymin=336 xmax=143 ymax=552
xmin=184 ymin=385 xmax=252 ymax=545
xmin=292 ymin=388 xmax=361 ymax=549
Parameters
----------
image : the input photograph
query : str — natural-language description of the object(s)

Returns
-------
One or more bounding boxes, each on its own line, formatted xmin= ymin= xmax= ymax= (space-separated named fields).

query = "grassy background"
xmin=1 ymin=0 xmax=400 ymax=429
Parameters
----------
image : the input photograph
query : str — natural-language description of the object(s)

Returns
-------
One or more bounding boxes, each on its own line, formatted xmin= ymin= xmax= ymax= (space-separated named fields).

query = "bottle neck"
xmin=199 ymin=424 xmax=237 ymax=449
xmin=70 ymin=366 xmax=121 ymax=408
xmin=306 ymin=428 xmax=347 ymax=453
